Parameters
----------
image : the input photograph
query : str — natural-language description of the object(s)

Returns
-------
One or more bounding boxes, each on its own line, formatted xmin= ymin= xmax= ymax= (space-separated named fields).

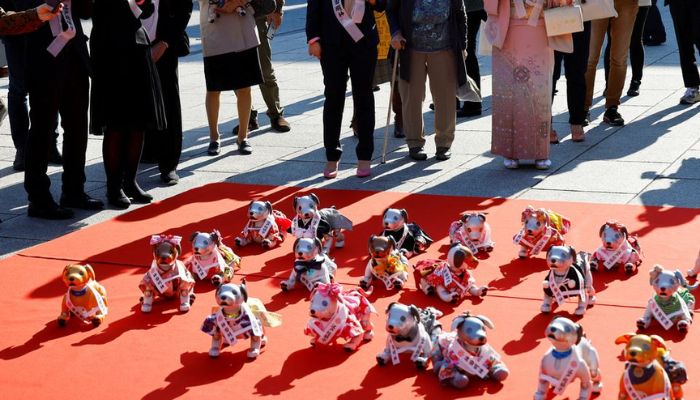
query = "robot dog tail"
xmin=675 ymin=270 xmax=700 ymax=291
xmin=419 ymin=307 xmax=444 ymax=342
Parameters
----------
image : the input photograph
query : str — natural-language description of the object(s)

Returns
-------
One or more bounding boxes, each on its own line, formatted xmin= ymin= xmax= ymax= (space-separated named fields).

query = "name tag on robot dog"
xmin=549 ymin=274 xmax=567 ymax=305
xmin=378 ymin=272 xmax=394 ymax=290
xmin=312 ymin=305 xmax=348 ymax=344
xmin=65 ymin=286 xmax=107 ymax=322
xmin=216 ymin=311 xmax=247 ymax=345
xmin=553 ymin=358 xmax=578 ymax=395
xmin=531 ymin=229 xmax=553 ymax=256
xmin=387 ymin=337 xmax=401 ymax=365
xmin=603 ymin=244 xmax=627 ymax=270
xmin=448 ymin=341 xmax=489 ymax=379
xmin=623 ymin=367 xmax=671 ymax=400
xmin=259 ymin=218 xmax=273 ymax=238
xmin=299 ymin=273 xmax=316 ymax=292
xmin=148 ymin=264 xmax=184 ymax=294
xmin=293 ymin=215 xmax=320 ymax=238
xmin=439 ymin=266 xmax=453 ymax=286
xmin=193 ymin=254 xmax=223 ymax=280
xmin=650 ymin=299 xmax=689 ymax=330
xmin=513 ymin=229 xmax=526 ymax=246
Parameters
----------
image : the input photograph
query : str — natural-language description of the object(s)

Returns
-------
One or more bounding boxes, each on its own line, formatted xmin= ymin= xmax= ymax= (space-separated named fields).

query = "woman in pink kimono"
xmin=485 ymin=0 xmax=571 ymax=170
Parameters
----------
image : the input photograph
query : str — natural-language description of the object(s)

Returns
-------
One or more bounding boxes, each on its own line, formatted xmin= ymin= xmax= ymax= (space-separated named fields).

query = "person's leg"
xmin=122 ymin=129 xmax=153 ymax=203
xmin=4 ymin=38 xmax=29 ymax=165
xmin=320 ymin=44 xmax=349 ymax=164
xmin=629 ymin=6 xmax=649 ymax=86
xmin=398 ymin=50 xmax=428 ymax=153
xmin=25 ymin=90 xmax=56 ymax=207
xmin=585 ymin=18 xmax=608 ymax=111
xmin=348 ymin=41 xmax=377 ymax=166
xmin=255 ymin=18 xmax=287 ymax=131
xmin=603 ymin=28 xmax=611 ymax=88
xmin=552 ymin=51 xmax=564 ymax=100
xmin=205 ymin=91 xmax=221 ymax=143
xmin=460 ymin=9 xmax=485 ymax=115
xmin=234 ymin=86 xmax=252 ymax=153
xmin=669 ymin=0 xmax=700 ymax=89
xmin=155 ymin=51 xmax=183 ymax=181
xmin=103 ymin=130 xmax=129 ymax=208
xmin=427 ymin=50 xmax=456 ymax=156
xmin=606 ymin=0 xmax=639 ymax=109
xmin=566 ymin=21 xmax=591 ymax=126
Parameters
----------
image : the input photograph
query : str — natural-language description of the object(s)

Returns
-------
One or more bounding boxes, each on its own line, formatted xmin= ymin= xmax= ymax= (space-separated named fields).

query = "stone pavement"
xmin=1 ymin=3 xmax=699 ymax=258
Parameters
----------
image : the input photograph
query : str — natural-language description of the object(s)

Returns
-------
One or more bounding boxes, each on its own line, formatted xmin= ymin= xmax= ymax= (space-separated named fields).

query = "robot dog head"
xmin=385 ymin=302 xmax=421 ymax=336
xmin=451 ymin=311 xmax=494 ymax=347
xmin=294 ymin=237 xmax=323 ymax=261
xmin=447 ymin=244 xmax=479 ymax=272
xmin=150 ymin=234 xmax=182 ymax=271
xmin=216 ymin=282 xmax=248 ymax=313
xmin=383 ymin=208 xmax=408 ymax=231
xmin=62 ymin=264 xmax=96 ymax=289
xmin=189 ymin=230 xmax=222 ymax=257
xmin=293 ymin=193 xmax=320 ymax=220
xmin=248 ymin=200 xmax=273 ymax=222
xmin=615 ymin=333 xmax=667 ymax=367
xmin=649 ymin=264 xmax=698 ymax=300
xmin=309 ymin=282 xmax=342 ymax=321
xmin=368 ymin=235 xmax=397 ymax=259
xmin=599 ymin=221 xmax=629 ymax=251
xmin=521 ymin=207 xmax=550 ymax=238
xmin=545 ymin=316 xmax=583 ymax=352
xmin=547 ymin=245 xmax=577 ymax=273
xmin=461 ymin=213 xmax=487 ymax=242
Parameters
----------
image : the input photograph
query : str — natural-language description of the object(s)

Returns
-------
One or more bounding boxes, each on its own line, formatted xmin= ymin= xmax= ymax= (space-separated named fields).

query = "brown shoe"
xmin=270 ymin=115 xmax=291 ymax=132
xmin=550 ymin=129 xmax=559 ymax=144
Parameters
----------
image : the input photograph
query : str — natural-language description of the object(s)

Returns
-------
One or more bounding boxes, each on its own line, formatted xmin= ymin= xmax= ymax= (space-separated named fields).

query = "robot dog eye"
xmin=536 ymin=221 xmax=541 ymax=227
xmin=321 ymin=300 xmax=328 ymax=307
xmin=466 ymin=228 xmax=472 ymax=232
xmin=400 ymin=316 xmax=406 ymax=322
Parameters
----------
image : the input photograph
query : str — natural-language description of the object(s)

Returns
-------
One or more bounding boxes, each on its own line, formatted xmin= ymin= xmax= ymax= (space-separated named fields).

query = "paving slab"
xmin=517 ymin=188 xmax=636 ymax=205
xmin=630 ymin=178 xmax=700 ymax=208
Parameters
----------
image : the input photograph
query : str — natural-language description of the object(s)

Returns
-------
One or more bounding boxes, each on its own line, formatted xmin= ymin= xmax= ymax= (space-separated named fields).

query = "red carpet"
xmin=2 ymin=183 xmax=699 ymax=399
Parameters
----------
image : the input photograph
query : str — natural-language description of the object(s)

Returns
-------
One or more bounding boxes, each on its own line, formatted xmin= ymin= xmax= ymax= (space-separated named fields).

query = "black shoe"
xmin=456 ymin=102 xmax=482 ymax=118
xmin=603 ymin=106 xmax=625 ymax=126
xmin=237 ymin=140 xmax=253 ymax=155
xmin=270 ymin=115 xmax=291 ymax=132
xmin=123 ymin=184 xmax=153 ymax=204
xmin=583 ymin=111 xmax=591 ymax=127
xmin=394 ymin=124 xmax=405 ymax=138
xmin=13 ymin=148 xmax=25 ymax=172
xmin=161 ymin=171 xmax=180 ymax=186
xmin=429 ymin=103 xmax=435 ymax=111
xmin=107 ymin=190 xmax=131 ymax=209
xmin=27 ymin=201 xmax=74 ymax=220
xmin=49 ymin=145 xmax=62 ymax=165
xmin=436 ymin=147 xmax=452 ymax=161
xmin=60 ymin=193 xmax=105 ymax=210
xmin=627 ymin=80 xmax=641 ymax=97
xmin=207 ymin=141 xmax=221 ymax=155
xmin=408 ymin=147 xmax=428 ymax=161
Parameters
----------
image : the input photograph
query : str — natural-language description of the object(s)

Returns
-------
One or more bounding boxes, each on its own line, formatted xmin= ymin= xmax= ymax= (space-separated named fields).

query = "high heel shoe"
xmin=323 ymin=161 xmax=339 ymax=179
xmin=356 ymin=160 xmax=371 ymax=178
xmin=123 ymin=183 xmax=153 ymax=204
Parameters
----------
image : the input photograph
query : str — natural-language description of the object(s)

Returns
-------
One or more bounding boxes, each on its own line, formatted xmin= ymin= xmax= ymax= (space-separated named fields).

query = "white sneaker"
xmin=535 ymin=159 xmax=552 ymax=170
xmin=680 ymin=88 xmax=700 ymax=105
xmin=503 ymin=158 xmax=519 ymax=169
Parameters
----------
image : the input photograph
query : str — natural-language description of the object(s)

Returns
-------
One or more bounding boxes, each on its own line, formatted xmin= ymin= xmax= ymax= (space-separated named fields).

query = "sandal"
xmin=571 ymin=124 xmax=586 ymax=142
xmin=356 ymin=160 xmax=371 ymax=178
xmin=323 ymin=161 xmax=339 ymax=179
xmin=503 ymin=158 xmax=519 ymax=169
xmin=535 ymin=159 xmax=552 ymax=170
xmin=550 ymin=129 xmax=559 ymax=144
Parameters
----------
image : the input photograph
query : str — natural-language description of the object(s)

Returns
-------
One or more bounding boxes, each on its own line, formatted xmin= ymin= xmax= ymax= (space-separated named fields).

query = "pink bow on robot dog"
xmin=314 ymin=282 xmax=342 ymax=299
xmin=150 ymin=234 xmax=183 ymax=246
xmin=521 ymin=206 xmax=550 ymax=225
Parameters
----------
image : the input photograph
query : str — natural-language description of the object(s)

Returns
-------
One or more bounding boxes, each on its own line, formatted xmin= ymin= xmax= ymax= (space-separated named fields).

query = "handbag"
xmin=544 ymin=5 xmax=584 ymax=37
xmin=578 ymin=0 xmax=618 ymax=21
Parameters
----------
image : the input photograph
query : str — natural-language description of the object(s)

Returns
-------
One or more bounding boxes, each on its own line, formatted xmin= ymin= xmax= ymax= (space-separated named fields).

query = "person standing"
xmin=553 ymin=22 xmax=591 ymax=143
xmin=666 ymin=0 xmax=700 ymax=104
xmin=202 ymin=0 xmax=274 ymax=156
xmin=91 ymin=0 xmax=167 ymax=209
xmin=307 ymin=0 xmax=385 ymax=177
xmin=388 ymin=0 xmax=469 ymax=162
xmin=486 ymin=0 xmax=569 ymax=170
xmin=584 ymin=0 xmax=639 ymax=126
xmin=643 ymin=0 xmax=665 ymax=45
xmin=23 ymin=0 xmax=104 ymax=219
xmin=141 ymin=0 xmax=193 ymax=186
xmin=1 ymin=0 xmax=63 ymax=173
xmin=603 ymin=0 xmax=650 ymax=97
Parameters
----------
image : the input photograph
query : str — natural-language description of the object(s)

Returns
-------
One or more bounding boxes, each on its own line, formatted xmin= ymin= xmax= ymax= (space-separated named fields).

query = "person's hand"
xmin=308 ymin=42 xmax=321 ymax=59
xmin=151 ymin=41 xmax=168 ymax=63
xmin=215 ymin=0 xmax=247 ymax=14
xmin=462 ymin=49 xmax=467 ymax=60
xmin=267 ymin=11 xmax=283 ymax=28
xmin=390 ymin=32 xmax=406 ymax=50
xmin=36 ymin=3 xmax=63 ymax=21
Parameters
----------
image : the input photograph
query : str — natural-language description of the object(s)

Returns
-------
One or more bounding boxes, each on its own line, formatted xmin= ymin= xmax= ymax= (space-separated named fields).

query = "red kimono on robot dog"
xmin=416 ymin=244 xmax=488 ymax=303
xmin=185 ymin=230 xmax=240 ymax=286
xmin=590 ymin=220 xmax=642 ymax=274
xmin=449 ymin=212 xmax=495 ymax=255
xmin=139 ymin=235 xmax=195 ymax=313
xmin=514 ymin=206 xmax=571 ymax=259
xmin=235 ymin=200 xmax=292 ymax=249
xmin=305 ymin=282 xmax=376 ymax=351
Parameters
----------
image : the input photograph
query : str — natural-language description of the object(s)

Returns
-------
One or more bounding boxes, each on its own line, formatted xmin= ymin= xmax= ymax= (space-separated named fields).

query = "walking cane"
xmin=381 ymin=49 xmax=399 ymax=164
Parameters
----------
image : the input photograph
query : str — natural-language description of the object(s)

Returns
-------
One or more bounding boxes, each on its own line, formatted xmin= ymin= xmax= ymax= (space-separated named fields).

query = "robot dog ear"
xmin=409 ymin=305 xmax=421 ymax=321
xmin=314 ymin=238 xmax=323 ymax=252
xmin=293 ymin=196 xmax=299 ymax=209
xmin=450 ymin=311 xmax=471 ymax=331
xmin=620 ymin=225 xmax=629 ymax=239
xmin=239 ymin=281 xmax=248 ymax=302
xmin=599 ymin=223 xmax=608 ymax=237
xmin=265 ymin=201 xmax=273 ymax=214
xmin=368 ymin=235 xmax=376 ymax=247
xmin=84 ymin=264 xmax=96 ymax=281
xmin=575 ymin=323 xmax=583 ymax=345
xmin=387 ymin=235 xmax=397 ymax=248
xmin=382 ymin=208 xmax=391 ymax=218
xmin=475 ymin=315 xmax=495 ymax=330
xmin=293 ymin=238 xmax=301 ymax=251
xmin=385 ymin=302 xmax=397 ymax=314
xmin=650 ymin=264 xmax=664 ymax=284
xmin=189 ymin=231 xmax=200 ymax=243
xmin=568 ymin=246 xmax=577 ymax=263
xmin=614 ymin=333 xmax=635 ymax=345
xmin=400 ymin=209 xmax=409 ymax=222
xmin=477 ymin=213 xmax=486 ymax=222
xmin=309 ymin=193 xmax=320 ymax=207
xmin=650 ymin=335 xmax=667 ymax=352
xmin=211 ymin=230 xmax=222 ymax=245
xmin=460 ymin=213 xmax=469 ymax=223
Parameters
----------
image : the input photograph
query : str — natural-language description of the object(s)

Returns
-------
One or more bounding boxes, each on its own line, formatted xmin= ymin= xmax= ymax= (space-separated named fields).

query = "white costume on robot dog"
xmin=541 ymin=246 xmax=596 ymax=316
xmin=282 ymin=238 xmax=337 ymax=292
xmin=377 ymin=303 xmax=443 ymax=369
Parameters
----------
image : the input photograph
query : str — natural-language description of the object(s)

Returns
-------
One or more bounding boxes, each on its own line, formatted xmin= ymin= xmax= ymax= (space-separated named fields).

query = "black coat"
xmin=155 ymin=0 xmax=193 ymax=57
xmin=387 ymin=0 xmax=468 ymax=85
xmin=306 ymin=0 xmax=386 ymax=46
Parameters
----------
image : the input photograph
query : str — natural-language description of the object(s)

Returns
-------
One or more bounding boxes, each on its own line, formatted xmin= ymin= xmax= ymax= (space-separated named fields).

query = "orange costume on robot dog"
xmin=58 ymin=264 xmax=108 ymax=327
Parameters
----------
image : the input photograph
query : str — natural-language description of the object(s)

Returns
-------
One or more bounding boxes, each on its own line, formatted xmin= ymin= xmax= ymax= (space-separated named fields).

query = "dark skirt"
xmin=203 ymin=46 xmax=263 ymax=92
xmin=90 ymin=41 xmax=167 ymax=134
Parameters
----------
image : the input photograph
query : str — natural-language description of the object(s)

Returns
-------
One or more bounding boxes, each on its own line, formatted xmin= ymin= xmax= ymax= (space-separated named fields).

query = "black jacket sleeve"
xmin=155 ymin=0 xmax=193 ymax=56
xmin=305 ymin=0 xmax=321 ymax=41
xmin=251 ymin=0 xmax=275 ymax=18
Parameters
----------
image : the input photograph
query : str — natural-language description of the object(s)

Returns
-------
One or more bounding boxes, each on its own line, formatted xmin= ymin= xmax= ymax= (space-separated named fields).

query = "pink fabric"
xmin=490 ymin=18 xmax=553 ymax=160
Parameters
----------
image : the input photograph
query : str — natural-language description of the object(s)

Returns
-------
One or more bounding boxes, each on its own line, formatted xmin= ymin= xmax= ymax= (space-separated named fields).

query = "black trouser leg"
xmin=669 ymin=0 xmax=700 ymax=88
xmin=320 ymin=45 xmax=349 ymax=162
xmin=348 ymin=42 xmax=376 ymax=161
xmin=154 ymin=52 xmax=182 ymax=176
xmin=58 ymin=57 xmax=89 ymax=196
xmin=103 ymin=130 xmax=125 ymax=197
xmin=466 ymin=10 xmax=486 ymax=89
xmin=629 ymin=6 xmax=649 ymax=82
xmin=564 ymin=21 xmax=591 ymax=125
xmin=123 ymin=130 xmax=146 ymax=191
